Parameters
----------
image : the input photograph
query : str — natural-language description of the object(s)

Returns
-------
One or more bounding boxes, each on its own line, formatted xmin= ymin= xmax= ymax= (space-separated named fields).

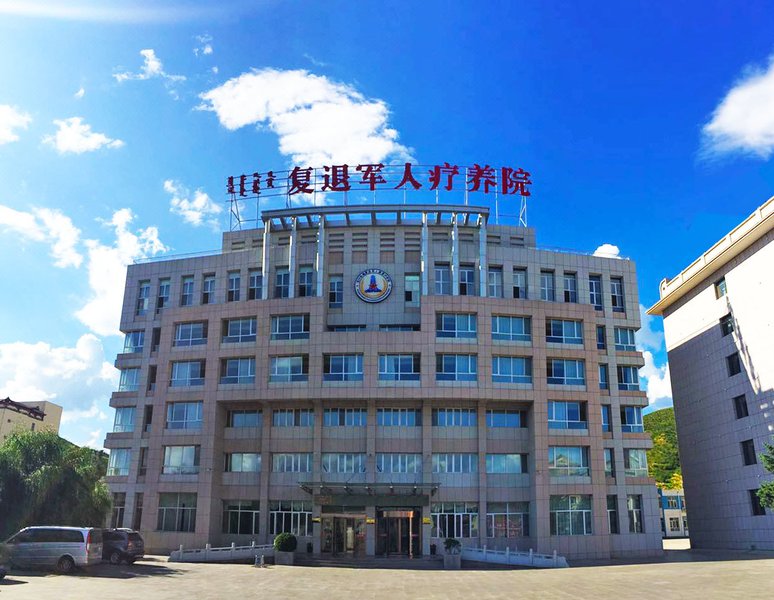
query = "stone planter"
xmin=274 ymin=550 xmax=295 ymax=565
xmin=443 ymin=553 xmax=461 ymax=570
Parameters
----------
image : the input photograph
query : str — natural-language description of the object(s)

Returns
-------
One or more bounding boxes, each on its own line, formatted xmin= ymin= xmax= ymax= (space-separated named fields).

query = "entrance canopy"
xmin=299 ymin=482 xmax=439 ymax=507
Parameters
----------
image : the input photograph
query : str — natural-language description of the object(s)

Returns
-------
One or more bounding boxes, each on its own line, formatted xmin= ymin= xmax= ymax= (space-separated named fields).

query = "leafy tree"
xmin=643 ymin=407 xmax=682 ymax=489
xmin=757 ymin=438 xmax=774 ymax=509
xmin=0 ymin=430 xmax=111 ymax=539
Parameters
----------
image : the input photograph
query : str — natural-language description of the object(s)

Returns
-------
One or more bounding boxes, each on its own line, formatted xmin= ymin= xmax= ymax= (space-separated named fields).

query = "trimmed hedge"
xmin=273 ymin=533 xmax=298 ymax=552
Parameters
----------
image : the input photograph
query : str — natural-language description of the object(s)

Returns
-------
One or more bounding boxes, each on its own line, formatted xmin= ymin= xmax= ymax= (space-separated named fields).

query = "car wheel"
xmin=57 ymin=556 xmax=75 ymax=574
xmin=109 ymin=551 xmax=122 ymax=565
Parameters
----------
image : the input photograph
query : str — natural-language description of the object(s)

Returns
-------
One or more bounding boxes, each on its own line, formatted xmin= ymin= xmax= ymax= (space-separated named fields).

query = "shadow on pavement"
xmin=7 ymin=559 xmax=184 ymax=580
xmin=0 ymin=577 xmax=27 ymax=586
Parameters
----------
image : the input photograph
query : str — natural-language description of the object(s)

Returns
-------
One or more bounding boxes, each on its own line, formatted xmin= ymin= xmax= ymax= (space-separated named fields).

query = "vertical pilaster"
xmin=316 ymin=217 xmax=325 ymax=297
xmin=421 ymin=213 xmax=429 ymax=296
xmin=261 ymin=219 xmax=271 ymax=300
xmin=479 ymin=215 xmax=488 ymax=297
xmin=287 ymin=217 xmax=297 ymax=299
xmin=451 ymin=213 xmax=460 ymax=296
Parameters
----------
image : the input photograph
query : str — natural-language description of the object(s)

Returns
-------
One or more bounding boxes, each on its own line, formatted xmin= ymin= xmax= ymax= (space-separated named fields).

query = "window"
xmin=597 ymin=326 xmax=606 ymax=350
xmin=377 ymin=408 xmax=421 ymax=426
xmin=719 ymin=314 xmax=734 ymax=337
xmin=589 ymin=275 xmax=603 ymax=309
xmin=174 ymin=322 xmax=207 ymax=347
xmin=486 ymin=502 xmax=529 ymax=538
xmin=157 ymin=493 xmax=197 ymax=532
xmin=107 ymin=449 xmax=131 ymax=476
xmin=323 ymin=408 xmax=367 ymax=427
xmin=433 ymin=408 xmax=477 ymax=427
xmin=322 ymin=453 xmax=366 ymax=473
xmin=545 ymin=319 xmax=583 ymax=344
xmin=727 ymin=352 xmax=742 ymax=376
xmin=269 ymin=500 xmax=312 ymax=536
xmin=271 ymin=315 xmax=310 ymax=340
xmin=621 ymin=406 xmax=644 ymax=432
xmin=170 ymin=361 xmax=205 ymax=387
xmin=512 ymin=268 xmax=528 ymax=299
xmin=666 ymin=497 xmax=679 ymax=509
xmin=492 ymin=315 xmax=531 ymax=342
xmin=123 ymin=331 xmax=144 ymax=353
xmin=547 ymin=359 xmax=585 ymax=385
xmin=143 ymin=405 xmax=153 ymax=433
xmin=227 ymin=410 xmax=262 ymax=428
xmin=248 ymin=269 xmax=263 ymax=300
xmin=163 ymin=445 xmax=200 ymax=475
xmin=599 ymin=364 xmax=609 ymax=390
xmin=270 ymin=355 xmax=308 ymax=383
xmin=486 ymin=454 xmax=526 ymax=474
xmin=628 ymin=495 xmax=644 ymax=533
xmin=223 ymin=318 xmax=257 ymax=343
xmin=488 ymin=266 xmax=503 ymax=298
xmin=434 ymin=264 xmax=451 ymax=295
xmin=111 ymin=492 xmax=126 ymax=528
xmin=118 ymin=368 xmax=140 ymax=392
xmin=436 ymin=354 xmax=478 ymax=382
xmin=604 ymin=448 xmax=615 ymax=477
xmin=202 ymin=275 xmax=216 ymax=304
xmin=220 ymin=358 xmax=255 ymax=384
xmin=459 ymin=265 xmax=476 ymax=296
xmin=550 ymin=495 xmax=592 ymax=536
xmin=271 ymin=453 xmax=312 ymax=472
xmin=715 ymin=277 xmax=727 ymax=299
xmin=540 ymin=270 xmax=555 ymax=301
xmin=379 ymin=354 xmax=420 ymax=381
xmin=624 ymin=449 xmax=648 ymax=477
xmin=486 ymin=409 xmax=526 ymax=428
xmin=750 ymin=489 xmax=766 ymax=516
xmin=272 ymin=409 xmax=313 ymax=427
xmin=601 ymin=405 xmax=611 ymax=433
xmin=611 ymin=277 xmax=625 ymax=312
xmin=733 ymin=394 xmax=749 ymax=419
xmin=548 ymin=401 xmax=587 ymax=430
xmin=669 ymin=517 xmax=681 ymax=532
xmin=331 ymin=325 xmax=367 ymax=332
xmin=223 ymin=500 xmax=260 ymax=535
xmin=151 ymin=328 xmax=160 ymax=352
xmin=227 ymin=272 xmax=241 ymax=302
xmin=113 ymin=407 xmax=135 ymax=433
xmin=492 ymin=356 xmax=531 ymax=384
xmin=274 ymin=268 xmax=290 ymax=298
xmin=328 ymin=276 xmax=343 ymax=308
xmin=405 ymin=274 xmax=420 ymax=306
xmin=166 ymin=402 xmax=204 ymax=429
xmin=563 ymin=273 xmax=578 ymax=303
xmin=324 ymin=354 xmax=363 ymax=382
xmin=614 ymin=328 xmax=637 ymax=351
xmin=436 ymin=313 xmax=477 ymax=338
xmin=741 ymin=439 xmax=757 ymax=466
xmin=225 ymin=453 xmax=261 ymax=473
xmin=298 ymin=266 xmax=314 ymax=297
xmin=617 ymin=366 xmax=640 ymax=391
xmin=136 ymin=281 xmax=151 ymax=315
xmin=431 ymin=503 xmax=479 ymax=538
xmin=607 ymin=495 xmax=619 ymax=534
xmin=376 ymin=453 xmax=421 ymax=474
xmin=156 ymin=279 xmax=170 ymax=313
xmin=548 ymin=447 xmax=590 ymax=477
xmin=379 ymin=324 xmax=420 ymax=331
xmin=432 ymin=453 xmax=478 ymax=473
xmin=180 ymin=276 xmax=194 ymax=306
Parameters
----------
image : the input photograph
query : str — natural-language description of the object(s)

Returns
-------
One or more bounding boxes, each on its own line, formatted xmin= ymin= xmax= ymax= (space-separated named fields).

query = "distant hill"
xmin=643 ymin=407 xmax=682 ymax=489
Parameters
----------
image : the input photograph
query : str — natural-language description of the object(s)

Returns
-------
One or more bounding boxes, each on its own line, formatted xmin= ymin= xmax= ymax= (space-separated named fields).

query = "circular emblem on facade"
xmin=354 ymin=269 xmax=393 ymax=303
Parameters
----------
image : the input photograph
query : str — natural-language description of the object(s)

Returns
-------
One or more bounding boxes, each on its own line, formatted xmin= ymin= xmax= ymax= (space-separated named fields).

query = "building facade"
xmin=0 ymin=397 xmax=63 ymax=443
xmin=657 ymin=488 xmax=688 ymax=538
xmin=104 ymin=204 xmax=662 ymax=560
xmin=649 ymin=197 xmax=774 ymax=550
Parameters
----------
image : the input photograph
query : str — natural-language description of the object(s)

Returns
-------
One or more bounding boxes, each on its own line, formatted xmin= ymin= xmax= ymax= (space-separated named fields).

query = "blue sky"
xmin=2 ymin=0 xmax=774 ymax=447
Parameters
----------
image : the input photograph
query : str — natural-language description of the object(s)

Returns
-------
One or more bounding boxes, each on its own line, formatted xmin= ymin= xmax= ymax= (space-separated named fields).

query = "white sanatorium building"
xmin=104 ymin=204 xmax=662 ymax=560
xmin=649 ymin=197 xmax=774 ymax=550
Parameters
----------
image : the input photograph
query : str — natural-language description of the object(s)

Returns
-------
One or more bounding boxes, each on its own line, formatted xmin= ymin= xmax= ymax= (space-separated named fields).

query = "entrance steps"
xmin=294 ymin=554 xmax=443 ymax=569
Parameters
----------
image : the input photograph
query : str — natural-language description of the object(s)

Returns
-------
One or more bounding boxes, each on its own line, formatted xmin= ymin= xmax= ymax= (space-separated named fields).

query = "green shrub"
xmin=444 ymin=538 xmax=461 ymax=554
xmin=273 ymin=533 xmax=297 ymax=552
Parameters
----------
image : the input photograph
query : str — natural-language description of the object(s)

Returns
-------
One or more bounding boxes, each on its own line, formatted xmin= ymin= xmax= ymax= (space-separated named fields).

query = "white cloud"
xmin=114 ymin=48 xmax=185 ymax=89
xmin=194 ymin=34 xmax=213 ymax=56
xmin=74 ymin=87 xmax=85 ymax=99
xmin=211 ymin=66 xmax=219 ymax=74
xmin=702 ymin=54 xmax=774 ymax=159
xmin=164 ymin=179 xmax=222 ymax=229
xmin=0 ymin=204 xmax=83 ymax=267
xmin=83 ymin=429 xmax=104 ymax=450
xmin=60 ymin=401 xmax=109 ymax=424
xmin=636 ymin=303 xmax=665 ymax=352
xmin=75 ymin=209 xmax=167 ymax=337
xmin=0 ymin=104 xmax=32 ymax=144
xmin=303 ymin=53 xmax=328 ymax=68
xmin=43 ymin=117 xmax=124 ymax=154
xmin=592 ymin=243 xmax=621 ymax=259
xmin=199 ymin=68 xmax=413 ymax=167
xmin=639 ymin=350 xmax=673 ymax=406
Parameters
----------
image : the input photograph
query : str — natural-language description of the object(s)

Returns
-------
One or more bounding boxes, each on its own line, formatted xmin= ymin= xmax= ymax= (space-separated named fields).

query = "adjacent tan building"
xmin=105 ymin=204 xmax=662 ymax=560
xmin=0 ymin=397 xmax=63 ymax=442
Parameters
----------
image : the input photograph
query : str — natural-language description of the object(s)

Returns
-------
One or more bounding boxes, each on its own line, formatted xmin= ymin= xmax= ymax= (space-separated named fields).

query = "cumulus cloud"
xmin=164 ymin=179 xmax=222 ymax=229
xmin=0 ymin=104 xmax=32 ymax=144
xmin=639 ymin=350 xmax=673 ymax=406
xmin=114 ymin=49 xmax=185 ymax=97
xmin=74 ymin=87 xmax=85 ymax=99
xmin=43 ymin=117 xmax=124 ymax=154
xmin=75 ymin=208 xmax=167 ymax=336
xmin=702 ymin=54 xmax=774 ymax=159
xmin=194 ymin=34 xmax=213 ymax=56
xmin=61 ymin=401 xmax=110 ymax=423
xmin=0 ymin=204 xmax=83 ymax=267
xmin=198 ymin=68 xmax=413 ymax=166
xmin=592 ymin=243 xmax=621 ymax=259
xmin=636 ymin=303 xmax=665 ymax=352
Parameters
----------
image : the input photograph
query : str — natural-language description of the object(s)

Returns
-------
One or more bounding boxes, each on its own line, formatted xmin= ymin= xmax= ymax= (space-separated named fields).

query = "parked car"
xmin=0 ymin=542 xmax=8 ymax=579
xmin=2 ymin=526 xmax=103 ymax=574
xmin=102 ymin=529 xmax=145 ymax=565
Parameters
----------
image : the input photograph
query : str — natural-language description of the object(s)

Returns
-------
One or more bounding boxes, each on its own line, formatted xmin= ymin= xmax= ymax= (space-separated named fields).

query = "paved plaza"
xmin=2 ymin=541 xmax=773 ymax=599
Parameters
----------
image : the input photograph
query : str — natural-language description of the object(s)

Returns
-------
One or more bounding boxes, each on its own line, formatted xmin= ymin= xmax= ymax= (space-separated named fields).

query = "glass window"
xmin=270 ymin=355 xmax=308 ymax=383
xmin=434 ymin=264 xmax=451 ymax=295
xmin=113 ymin=407 xmax=135 ymax=433
xmin=136 ymin=281 xmax=151 ymax=315
xmin=492 ymin=356 xmax=532 ymax=384
xmin=431 ymin=502 xmax=479 ymax=538
xmin=727 ymin=352 xmax=742 ymax=376
xmin=624 ymin=449 xmax=648 ymax=477
xmin=486 ymin=454 xmax=526 ymax=474
xmin=432 ymin=408 xmax=477 ymax=427
xmin=432 ymin=454 xmax=478 ymax=473
xmin=487 ymin=502 xmax=529 ymax=538
xmin=269 ymin=500 xmax=312 ymax=536
xmin=323 ymin=408 xmax=367 ymax=427
xmin=548 ymin=401 xmax=587 ymax=430
xmin=227 ymin=410 xmax=262 ymax=428
xmin=546 ymin=319 xmax=583 ymax=344
xmin=223 ymin=500 xmax=260 ymax=535
xmin=163 ymin=445 xmax=200 ymax=474
xmin=614 ymin=327 xmax=637 ymax=351
xmin=720 ymin=313 xmax=734 ymax=336
xmin=156 ymin=278 xmax=170 ymax=313
xmin=741 ymin=439 xmax=757 ymax=466
xmin=486 ymin=409 xmax=526 ymax=428
xmin=298 ymin=266 xmax=314 ymax=297
xmin=750 ymin=489 xmax=766 ymax=516
xmin=166 ymin=401 xmax=203 ymax=430
xmin=405 ymin=274 xmax=420 ymax=306
xmin=550 ymin=495 xmax=592 ymax=536
xmin=271 ymin=314 xmax=310 ymax=340
xmin=589 ymin=275 xmax=603 ymax=309
xmin=202 ymin=275 xmax=216 ymax=305
xmin=607 ymin=495 xmax=619 ymax=534
xmin=611 ymin=277 xmax=625 ymax=312
xmin=227 ymin=271 xmax=241 ymax=302
xmin=180 ymin=276 xmax=194 ymax=306
xmin=459 ymin=265 xmax=476 ymax=296
xmin=377 ymin=408 xmax=421 ymax=426
xmin=223 ymin=318 xmax=257 ymax=343
xmin=436 ymin=354 xmax=478 ymax=382
xmin=376 ymin=453 xmax=421 ymax=474
xmin=488 ymin=266 xmax=503 ymax=298
xmin=563 ymin=273 xmax=577 ymax=303
xmin=118 ymin=368 xmax=140 ymax=392
xmin=274 ymin=268 xmax=290 ymax=298
xmin=627 ymin=495 xmax=644 ymax=533
xmin=157 ymin=493 xmax=197 ymax=532
xmin=601 ymin=405 xmax=611 ymax=432
xmin=111 ymin=492 xmax=126 ymax=528
xmin=436 ymin=313 xmax=477 ymax=338
xmin=733 ymin=394 xmax=749 ymax=419
xmin=379 ymin=354 xmax=420 ymax=381
xmin=220 ymin=358 xmax=255 ymax=384
xmin=547 ymin=359 xmax=586 ymax=385
xmin=715 ymin=277 xmax=727 ymax=299
xmin=323 ymin=354 xmax=363 ymax=382
xmin=329 ymin=276 xmax=343 ymax=308
xmin=107 ymin=448 xmax=131 ymax=476
xmin=248 ymin=269 xmax=263 ymax=300
xmin=548 ymin=447 xmax=590 ymax=477
xmin=272 ymin=409 xmax=313 ymax=427
xmin=123 ymin=331 xmax=145 ymax=354
xmin=513 ymin=268 xmax=528 ymax=299
xmin=604 ymin=448 xmax=615 ymax=477
xmin=170 ymin=361 xmax=205 ymax=387
xmin=492 ymin=315 xmax=531 ymax=342
xmin=225 ymin=453 xmax=261 ymax=473
xmin=621 ymin=406 xmax=644 ymax=432
xmin=540 ymin=270 xmax=555 ymax=301
xmin=321 ymin=453 xmax=366 ymax=474
xmin=617 ymin=366 xmax=640 ymax=391
xmin=599 ymin=364 xmax=609 ymax=390
xmin=271 ymin=453 xmax=312 ymax=472
xmin=174 ymin=322 xmax=207 ymax=347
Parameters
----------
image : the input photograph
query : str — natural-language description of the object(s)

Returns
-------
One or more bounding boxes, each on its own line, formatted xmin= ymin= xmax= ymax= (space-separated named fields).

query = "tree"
xmin=0 ymin=430 xmax=111 ymax=539
xmin=643 ymin=407 xmax=682 ymax=489
xmin=757 ymin=438 xmax=774 ymax=509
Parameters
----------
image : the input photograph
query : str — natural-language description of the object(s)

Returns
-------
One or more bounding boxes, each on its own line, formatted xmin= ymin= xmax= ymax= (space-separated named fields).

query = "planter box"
xmin=443 ymin=553 xmax=461 ymax=570
xmin=274 ymin=550 xmax=295 ymax=565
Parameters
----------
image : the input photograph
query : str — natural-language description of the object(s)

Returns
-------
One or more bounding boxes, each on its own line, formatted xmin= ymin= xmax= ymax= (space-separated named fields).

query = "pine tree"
xmin=757 ymin=438 xmax=774 ymax=508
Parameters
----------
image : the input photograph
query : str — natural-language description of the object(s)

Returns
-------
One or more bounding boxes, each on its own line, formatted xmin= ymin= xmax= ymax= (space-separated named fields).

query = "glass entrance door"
xmin=376 ymin=509 xmax=421 ymax=556
xmin=322 ymin=516 xmax=365 ymax=556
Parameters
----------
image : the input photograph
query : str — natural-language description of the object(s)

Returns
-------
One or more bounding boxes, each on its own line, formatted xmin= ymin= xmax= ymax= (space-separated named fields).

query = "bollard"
xmin=205 ymin=543 xmax=211 ymax=560
xmin=260 ymin=554 xmax=265 ymax=568
xmin=529 ymin=548 xmax=534 ymax=565
xmin=231 ymin=542 xmax=236 ymax=558
xmin=553 ymin=550 xmax=557 ymax=567
xmin=483 ymin=545 xmax=487 ymax=560
xmin=254 ymin=554 xmax=260 ymax=567
xmin=505 ymin=547 xmax=510 ymax=564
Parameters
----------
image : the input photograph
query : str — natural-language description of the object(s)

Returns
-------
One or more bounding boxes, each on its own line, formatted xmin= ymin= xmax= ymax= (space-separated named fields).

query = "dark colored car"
xmin=102 ymin=529 xmax=145 ymax=565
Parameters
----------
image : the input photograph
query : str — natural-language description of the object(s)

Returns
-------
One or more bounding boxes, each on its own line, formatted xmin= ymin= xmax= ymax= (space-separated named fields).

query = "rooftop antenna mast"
xmin=519 ymin=195 xmax=528 ymax=227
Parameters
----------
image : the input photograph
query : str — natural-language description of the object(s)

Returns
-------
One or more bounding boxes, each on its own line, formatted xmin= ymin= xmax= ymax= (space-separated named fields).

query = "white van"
xmin=3 ymin=526 xmax=103 ymax=573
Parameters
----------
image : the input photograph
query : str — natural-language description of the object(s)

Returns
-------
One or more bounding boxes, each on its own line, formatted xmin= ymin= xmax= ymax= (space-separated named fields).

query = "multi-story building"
xmin=104 ymin=203 xmax=662 ymax=560
xmin=657 ymin=488 xmax=688 ymax=538
xmin=648 ymin=196 xmax=774 ymax=550
xmin=0 ymin=397 xmax=63 ymax=442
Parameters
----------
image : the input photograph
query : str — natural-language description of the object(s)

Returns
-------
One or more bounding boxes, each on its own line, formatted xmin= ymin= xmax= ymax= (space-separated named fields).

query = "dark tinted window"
xmin=128 ymin=533 xmax=143 ymax=543
xmin=89 ymin=528 xmax=103 ymax=544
